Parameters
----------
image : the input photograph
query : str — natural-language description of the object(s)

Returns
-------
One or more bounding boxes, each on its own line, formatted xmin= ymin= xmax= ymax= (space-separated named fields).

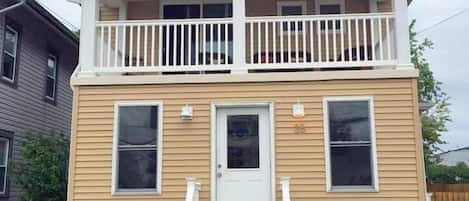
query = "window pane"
xmin=320 ymin=5 xmax=341 ymax=15
xmin=46 ymin=77 xmax=55 ymax=98
xmin=203 ymin=4 xmax=232 ymax=18
xmin=331 ymin=146 xmax=372 ymax=186
xmin=281 ymin=6 xmax=302 ymax=16
xmin=328 ymin=101 xmax=371 ymax=142
xmin=119 ymin=106 xmax=158 ymax=146
xmin=47 ymin=57 xmax=56 ymax=77
xmin=2 ymin=53 xmax=15 ymax=80
xmin=0 ymin=167 xmax=5 ymax=193
xmin=227 ymin=115 xmax=259 ymax=169
xmin=0 ymin=140 xmax=7 ymax=166
xmin=4 ymin=28 xmax=17 ymax=54
xmin=118 ymin=150 xmax=157 ymax=189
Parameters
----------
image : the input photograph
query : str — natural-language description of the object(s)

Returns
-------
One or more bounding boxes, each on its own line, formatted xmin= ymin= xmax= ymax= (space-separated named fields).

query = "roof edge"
xmin=25 ymin=0 xmax=79 ymax=45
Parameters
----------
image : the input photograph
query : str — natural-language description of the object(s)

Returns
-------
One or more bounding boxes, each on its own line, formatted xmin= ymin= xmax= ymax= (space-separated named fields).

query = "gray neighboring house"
xmin=438 ymin=147 xmax=469 ymax=166
xmin=0 ymin=0 xmax=78 ymax=200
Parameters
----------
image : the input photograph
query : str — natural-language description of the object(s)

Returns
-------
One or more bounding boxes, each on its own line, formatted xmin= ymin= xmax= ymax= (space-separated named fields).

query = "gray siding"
xmin=0 ymin=2 xmax=78 ymax=200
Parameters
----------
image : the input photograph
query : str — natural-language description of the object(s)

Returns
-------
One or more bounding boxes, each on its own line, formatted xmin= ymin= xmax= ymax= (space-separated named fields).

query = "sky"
xmin=39 ymin=0 xmax=468 ymax=151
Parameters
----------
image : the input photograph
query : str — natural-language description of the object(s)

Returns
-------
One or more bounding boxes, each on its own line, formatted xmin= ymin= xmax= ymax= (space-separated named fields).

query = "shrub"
xmin=11 ymin=132 xmax=69 ymax=201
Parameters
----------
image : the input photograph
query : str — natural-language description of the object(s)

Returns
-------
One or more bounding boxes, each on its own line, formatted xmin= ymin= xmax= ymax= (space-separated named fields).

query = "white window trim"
xmin=111 ymin=101 xmax=164 ymax=196
xmin=0 ymin=138 xmax=9 ymax=195
xmin=46 ymin=54 xmax=58 ymax=100
xmin=315 ymin=0 xmax=345 ymax=15
xmin=322 ymin=96 xmax=379 ymax=193
xmin=1 ymin=26 xmax=18 ymax=83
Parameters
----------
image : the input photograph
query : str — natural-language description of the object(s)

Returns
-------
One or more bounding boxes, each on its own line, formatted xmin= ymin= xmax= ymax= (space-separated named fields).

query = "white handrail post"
xmin=232 ymin=0 xmax=247 ymax=74
xmin=186 ymin=177 xmax=201 ymax=201
xmin=280 ymin=177 xmax=291 ymax=201
xmin=393 ymin=0 xmax=413 ymax=69
xmin=79 ymin=0 xmax=98 ymax=76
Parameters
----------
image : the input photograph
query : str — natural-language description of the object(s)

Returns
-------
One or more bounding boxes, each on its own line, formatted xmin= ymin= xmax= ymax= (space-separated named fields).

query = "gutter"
xmin=0 ymin=0 xmax=26 ymax=14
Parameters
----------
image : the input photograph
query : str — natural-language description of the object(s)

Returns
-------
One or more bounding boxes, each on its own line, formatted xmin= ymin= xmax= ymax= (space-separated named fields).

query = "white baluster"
xmin=144 ymin=25 xmax=148 ymax=66
xmin=136 ymin=25 xmax=141 ymax=67
xmin=340 ymin=19 xmax=345 ymax=62
xmin=273 ymin=21 xmax=277 ymax=63
xmin=363 ymin=18 xmax=368 ymax=61
xmin=114 ymin=25 xmax=119 ymax=67
xmin=355 ymin=19 xmax=360 ymax=61
xmin=122 ymin=25 xmax=126 ymax=67
xmin=250 ymin=22 xmax=254 ymax=64
xmin=185 ymin=177 xmax=201 ymax=201
xmin=302 ymin=20 xmax=306 ymax=63
xmin=281 ymin=177 xmax=291 ymax=201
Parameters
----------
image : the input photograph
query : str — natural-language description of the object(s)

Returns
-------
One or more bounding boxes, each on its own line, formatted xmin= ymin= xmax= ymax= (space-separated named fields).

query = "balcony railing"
xmin=94 ymin=13 xmax=396 ymax=73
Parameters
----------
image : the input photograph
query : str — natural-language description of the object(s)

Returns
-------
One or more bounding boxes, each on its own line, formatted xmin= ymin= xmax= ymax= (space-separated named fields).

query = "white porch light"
xmin=180 ymin=104 xmax=193 ymax=120
xmin=292 ymin=102 xmax=305 ymax=118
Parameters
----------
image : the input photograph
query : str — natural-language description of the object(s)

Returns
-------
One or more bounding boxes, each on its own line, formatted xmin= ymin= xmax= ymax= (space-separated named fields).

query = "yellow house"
xmin=66 ymin=0 xmax=426 ymax=201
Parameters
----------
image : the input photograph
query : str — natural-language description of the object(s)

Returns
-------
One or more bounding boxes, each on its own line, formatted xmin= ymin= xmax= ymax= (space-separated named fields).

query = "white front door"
xmin=216 ymin=107 xmax=272 ymax=201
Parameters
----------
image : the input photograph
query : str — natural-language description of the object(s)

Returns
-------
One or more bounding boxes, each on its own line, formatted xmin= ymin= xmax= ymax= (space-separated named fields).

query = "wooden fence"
xmin=430 ymin=184 xmax=469 ymax=201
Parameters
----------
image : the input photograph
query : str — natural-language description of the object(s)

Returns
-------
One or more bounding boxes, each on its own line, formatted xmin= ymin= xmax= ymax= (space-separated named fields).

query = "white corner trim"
xmin=322 ymin=96 xmax=379 ymax=193
xmin=111 ymin=101 xmax=164 ymax=196
xmin=210 ymin=102 xmax=275 ymax=201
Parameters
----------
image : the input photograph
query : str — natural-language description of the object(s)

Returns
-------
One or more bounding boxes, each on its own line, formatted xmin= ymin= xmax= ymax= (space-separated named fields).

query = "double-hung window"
xmin=323 ymin=97 xmax=378 ymax=192
xmin=46 ymin=55 xmax=58 ymax=101
xmin=1 ymin=25 xmax=19 ymax=82
xmin=0 ymin=136 xmax=10 ymax=195
xmin=113 ymin=103 xmax=162 ymax=194
xmin=315 ymin=0 xmax=345 ymax=30
xmin=277 ymin=1 xmax=306 ymax=32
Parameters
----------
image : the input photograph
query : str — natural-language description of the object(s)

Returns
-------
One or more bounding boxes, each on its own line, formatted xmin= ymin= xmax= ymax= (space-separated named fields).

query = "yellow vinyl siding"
xmin=68 ymin=78 xmax=424 ymax=201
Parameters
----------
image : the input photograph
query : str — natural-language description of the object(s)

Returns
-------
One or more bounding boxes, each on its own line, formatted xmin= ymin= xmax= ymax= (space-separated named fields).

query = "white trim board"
xmin=322 ymin=96 xmax=379 ymax=192
xmin=71 ymin=69 xmax=419 ymax=86
xmin=210 ymin=102 xmax=275 ymax=201
xmin=111 ymin=101 xmax=164 ymax=196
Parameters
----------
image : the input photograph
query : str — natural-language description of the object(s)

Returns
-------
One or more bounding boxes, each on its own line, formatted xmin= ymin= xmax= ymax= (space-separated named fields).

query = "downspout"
xmin=0 ymin=0 xmax=27 ymax=14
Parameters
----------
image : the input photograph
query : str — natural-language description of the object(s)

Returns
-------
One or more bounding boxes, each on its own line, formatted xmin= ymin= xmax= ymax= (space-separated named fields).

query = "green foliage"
xmin=428 ymin=163 xmax=469 ymax=184
xmin=409 ymin=20 xmax=451 ymax=172
xmin=10 ymin=132 xmax=69 ymax=201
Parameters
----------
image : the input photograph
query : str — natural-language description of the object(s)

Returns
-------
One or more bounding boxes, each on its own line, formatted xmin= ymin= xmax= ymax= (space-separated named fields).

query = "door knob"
xmin=217 ymin=172 xmax=222 ymax=178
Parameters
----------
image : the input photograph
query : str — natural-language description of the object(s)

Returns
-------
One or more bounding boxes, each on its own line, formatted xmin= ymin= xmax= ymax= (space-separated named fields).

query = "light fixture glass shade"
xmin=292 ymin=103 xmax=305 ymax=118
xmin=180 ymin=104 xmax=193 ymax=120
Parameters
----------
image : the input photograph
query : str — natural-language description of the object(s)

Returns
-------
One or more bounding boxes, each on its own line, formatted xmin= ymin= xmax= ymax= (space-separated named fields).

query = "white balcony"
xmin=76 ymin=0 xmax=412 ymax=76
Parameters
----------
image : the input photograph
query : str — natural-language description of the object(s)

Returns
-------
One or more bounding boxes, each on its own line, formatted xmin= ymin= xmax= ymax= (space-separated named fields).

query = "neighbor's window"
xmin=0 ymin=138 xmax=9 ymax=195
xmin=1 ymin=26 xmax=19 ymax=82
xmin=324 ymin=97 xmax=378 ymax=191
xmin=46 ymin=55 xmax=58 ymax=100
xmin=316 ymin=0 xmax=344 ymax=30
xmin=277 ymin=1 xmax=306 ymax=31
xmin=114 ymin=104 xmax=161 ymax=193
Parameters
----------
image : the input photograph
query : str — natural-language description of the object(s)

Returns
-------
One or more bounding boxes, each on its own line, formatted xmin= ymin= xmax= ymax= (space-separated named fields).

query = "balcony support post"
xmin=232 ymin=0 xmax=248 ymax=74
xmin=393 ymin=0 xmax=413 ymax=69
xmin=79 ymin=0 xmax=99 ymax=76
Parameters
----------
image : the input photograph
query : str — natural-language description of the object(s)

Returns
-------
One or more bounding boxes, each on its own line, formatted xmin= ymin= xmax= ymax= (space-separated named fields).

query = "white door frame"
xmin=210 ymin=102 xmax=275 ymax=201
